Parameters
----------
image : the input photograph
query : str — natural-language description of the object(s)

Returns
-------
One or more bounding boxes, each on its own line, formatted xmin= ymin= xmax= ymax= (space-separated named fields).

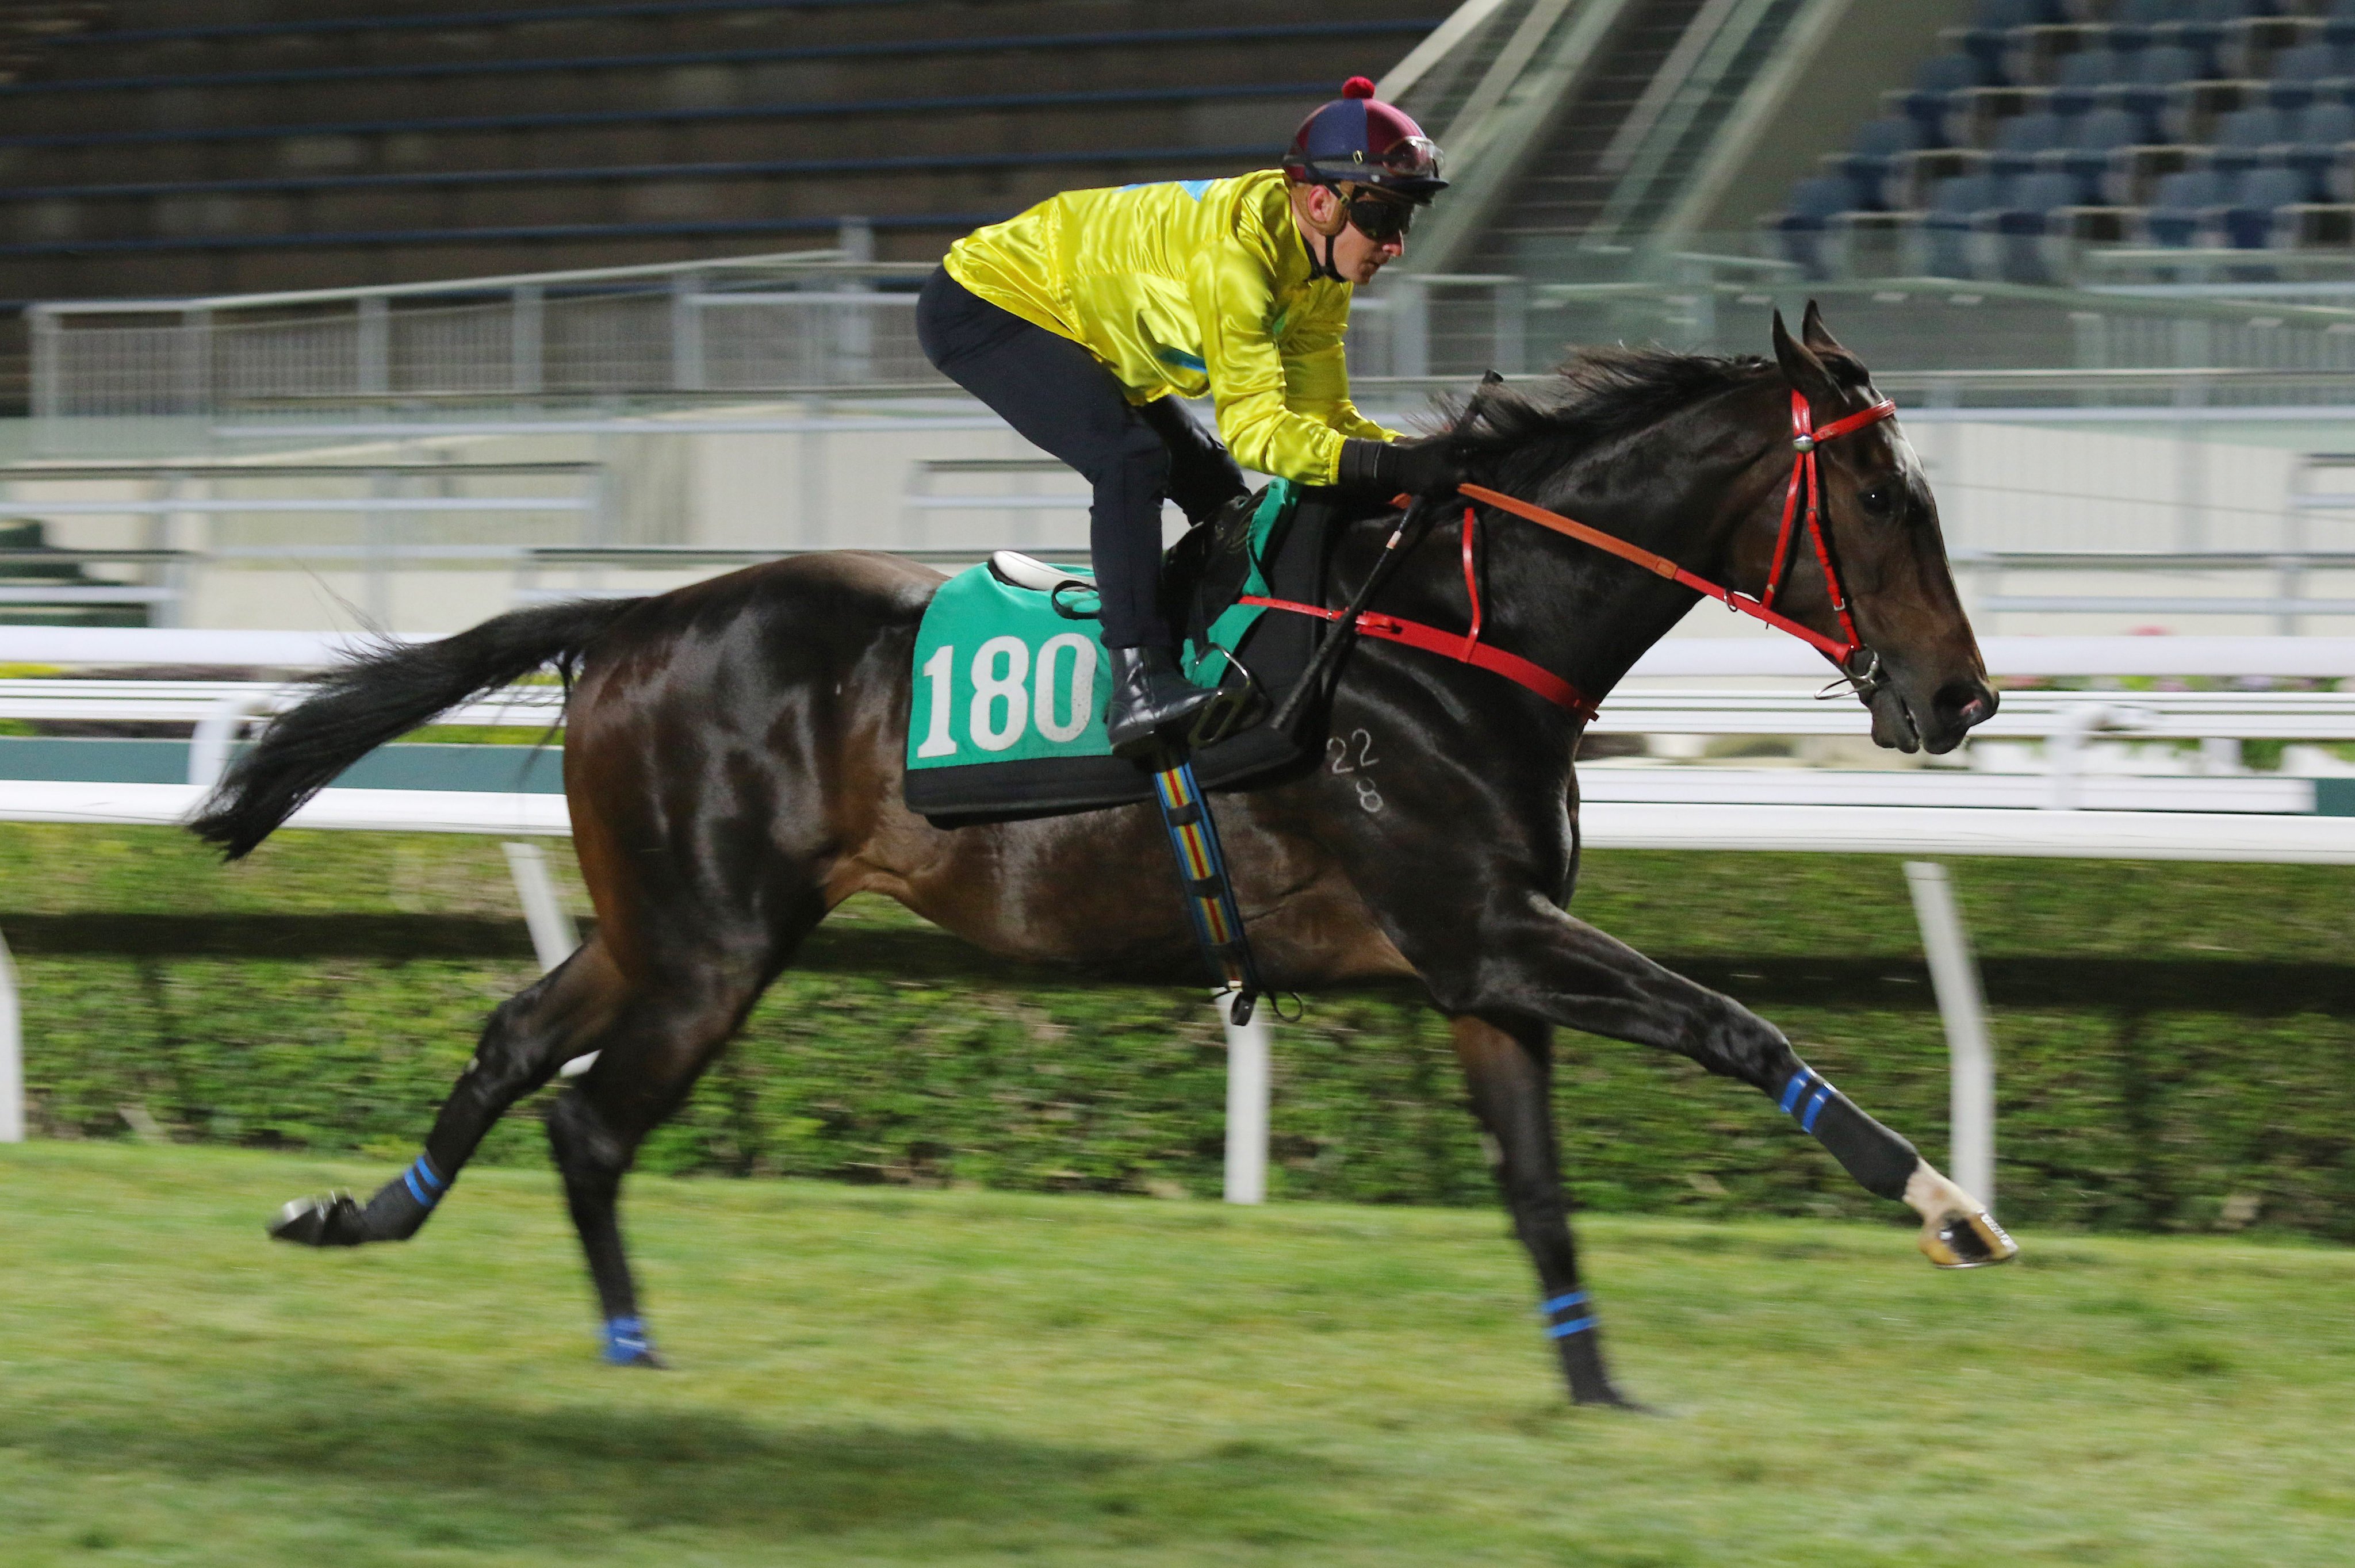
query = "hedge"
xmin=7 ymin=825 xmax=2354 ymax=1239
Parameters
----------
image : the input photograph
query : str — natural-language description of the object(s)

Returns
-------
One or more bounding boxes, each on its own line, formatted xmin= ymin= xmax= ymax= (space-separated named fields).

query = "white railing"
xmin=2 ymin=632 xmax=2354 ymax=1199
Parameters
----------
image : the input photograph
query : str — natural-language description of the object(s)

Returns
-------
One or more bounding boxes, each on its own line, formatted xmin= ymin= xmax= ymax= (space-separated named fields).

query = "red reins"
xmin=1242 ymin=390 xmax=1900 ymax=717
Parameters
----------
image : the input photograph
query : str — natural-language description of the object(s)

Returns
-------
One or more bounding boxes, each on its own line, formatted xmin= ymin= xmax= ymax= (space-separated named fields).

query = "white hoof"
xmin=1903 ymin=1162 xmax=2018 ymax=1269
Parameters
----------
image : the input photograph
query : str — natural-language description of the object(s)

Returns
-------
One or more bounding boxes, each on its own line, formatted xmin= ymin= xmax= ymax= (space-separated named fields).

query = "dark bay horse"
xmin=193 ymin=306 xmax=2011 ymax=1407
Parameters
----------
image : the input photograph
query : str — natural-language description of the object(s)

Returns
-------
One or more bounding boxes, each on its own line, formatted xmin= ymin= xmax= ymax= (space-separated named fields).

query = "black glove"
xmin=1338 ymin=434 xmax=1466 ymax=501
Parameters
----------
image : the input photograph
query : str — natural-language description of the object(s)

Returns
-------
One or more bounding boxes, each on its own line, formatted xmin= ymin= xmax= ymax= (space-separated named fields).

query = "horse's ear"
xmin=1772 ymin=309 xmax=1839 ymax=407
xmin=1802 ymin=300 xmax=1839 ymax=351
xmin=1799 ymin=300 xmax=1873 ymax=388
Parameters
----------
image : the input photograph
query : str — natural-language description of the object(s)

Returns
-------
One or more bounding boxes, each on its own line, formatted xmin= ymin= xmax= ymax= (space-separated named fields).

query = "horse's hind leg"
xmin=543 ymin=964 xmax=772 ymax=1367
xmin=1452 ymin=1015 xmax=1633 ymax=1408
xmin=270 ymin=937 xmax=629 ymax=1248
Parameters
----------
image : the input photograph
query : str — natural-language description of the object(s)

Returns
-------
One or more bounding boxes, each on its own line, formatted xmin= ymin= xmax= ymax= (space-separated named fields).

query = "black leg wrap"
xmin=1539 ymin=1288 xmax=1626 ymax=1405
xmin=1771 ymin=1064 xmax=1917 ymax=1201
xmin=267 ymin=1152 xmax=451 ymax=1247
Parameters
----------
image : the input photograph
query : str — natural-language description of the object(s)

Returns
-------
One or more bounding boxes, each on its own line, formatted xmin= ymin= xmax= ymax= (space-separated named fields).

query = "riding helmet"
xmin=1282 ymin=76 xmax=1448 ymax=202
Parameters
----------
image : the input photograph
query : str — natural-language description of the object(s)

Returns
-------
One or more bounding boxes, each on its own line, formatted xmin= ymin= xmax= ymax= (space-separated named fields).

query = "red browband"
xmin=1243 ymin=393 xmax=1899 ymax=715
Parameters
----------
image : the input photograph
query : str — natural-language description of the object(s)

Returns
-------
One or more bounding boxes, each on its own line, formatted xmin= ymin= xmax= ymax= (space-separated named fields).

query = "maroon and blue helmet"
xmin=1282 ymin=76 xmax=1448 ymax=203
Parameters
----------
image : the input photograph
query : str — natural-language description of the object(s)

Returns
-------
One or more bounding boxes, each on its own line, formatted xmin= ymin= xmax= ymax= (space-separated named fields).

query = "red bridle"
xmin=1462 ymin=389 xmax=1899 ymax=669
xmin=1244 ymin=389 xmax=1901 ymax=718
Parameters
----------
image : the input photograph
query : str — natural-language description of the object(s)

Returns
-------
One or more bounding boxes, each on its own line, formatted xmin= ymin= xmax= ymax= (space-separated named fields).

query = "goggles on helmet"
xmin=1373 ymin=136 xmax=1444 ymax=187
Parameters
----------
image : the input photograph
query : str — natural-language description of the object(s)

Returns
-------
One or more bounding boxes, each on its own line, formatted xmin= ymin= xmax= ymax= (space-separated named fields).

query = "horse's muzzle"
xmin=1916 ymin=676 xmax=1998 ymax=755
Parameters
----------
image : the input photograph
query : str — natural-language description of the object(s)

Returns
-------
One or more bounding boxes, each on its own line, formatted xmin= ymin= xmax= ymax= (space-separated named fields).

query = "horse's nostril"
xmin=1934 ymin=681 xmax=1997 ymax=730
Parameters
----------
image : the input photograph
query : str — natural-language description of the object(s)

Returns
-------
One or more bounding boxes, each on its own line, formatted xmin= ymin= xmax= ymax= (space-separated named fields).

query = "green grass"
xmin=4 ymin=1144 xmax=2353 ymax=1566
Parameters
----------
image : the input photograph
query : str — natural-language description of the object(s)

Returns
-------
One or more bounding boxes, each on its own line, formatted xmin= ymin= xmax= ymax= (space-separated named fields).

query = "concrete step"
xmin=33 ymin=0 xmax=1435 ymax=80
xmin=0 ymin=143 xmax=1286 ymax=249
xmin=0 ymin=35 xmax=1362 ymax=137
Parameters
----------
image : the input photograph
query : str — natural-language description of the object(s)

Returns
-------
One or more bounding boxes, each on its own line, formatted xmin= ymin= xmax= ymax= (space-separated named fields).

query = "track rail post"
xmin=503 ymin=842 xmax=596 ymax=1077
xmin=0 ymin=927 xmax=22 ymax=1143
xmin=1223 ymin=1000 xmax=1270 ymax=1205
xmin=1904 ymin=861 xmax=1995 ymax=1205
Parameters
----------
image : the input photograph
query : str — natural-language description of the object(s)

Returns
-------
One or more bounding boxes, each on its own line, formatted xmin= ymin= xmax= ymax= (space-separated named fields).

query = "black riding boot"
xmin=1104 ymin=645 xmax=1217 ymax=753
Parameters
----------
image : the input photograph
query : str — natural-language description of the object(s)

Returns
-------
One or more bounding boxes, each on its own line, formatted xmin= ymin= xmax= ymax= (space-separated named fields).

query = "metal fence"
xmin=49 ymin=247 xmax=2355 ymax=419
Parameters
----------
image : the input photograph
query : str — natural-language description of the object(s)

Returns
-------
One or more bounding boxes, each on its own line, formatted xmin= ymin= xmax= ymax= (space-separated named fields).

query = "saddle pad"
xmin=902 ymin=485 xmax=1329 ymax=823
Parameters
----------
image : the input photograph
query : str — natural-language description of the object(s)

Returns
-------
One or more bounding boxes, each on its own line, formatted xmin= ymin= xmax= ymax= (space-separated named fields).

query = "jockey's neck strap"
xmin=1458 ymin=390 xmax=1898 ymax=666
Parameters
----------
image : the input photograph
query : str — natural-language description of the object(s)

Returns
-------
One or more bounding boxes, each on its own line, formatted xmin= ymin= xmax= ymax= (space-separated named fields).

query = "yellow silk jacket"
xmin=943 ymin=168 xmax=1397 ymax=485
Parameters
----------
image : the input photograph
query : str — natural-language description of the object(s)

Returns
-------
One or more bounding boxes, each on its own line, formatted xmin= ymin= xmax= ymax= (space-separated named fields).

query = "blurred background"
xmin=10 ymin=0 xmax=2355 ymax=641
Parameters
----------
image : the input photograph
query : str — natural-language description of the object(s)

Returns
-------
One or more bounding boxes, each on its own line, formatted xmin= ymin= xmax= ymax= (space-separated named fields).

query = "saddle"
xmin=901 ymin=482 xmax=1337 ymax=824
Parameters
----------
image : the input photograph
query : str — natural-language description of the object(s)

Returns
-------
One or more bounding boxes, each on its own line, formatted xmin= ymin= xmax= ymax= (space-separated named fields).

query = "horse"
xmin=192 ymin=305 xmax=2011 ymax=1408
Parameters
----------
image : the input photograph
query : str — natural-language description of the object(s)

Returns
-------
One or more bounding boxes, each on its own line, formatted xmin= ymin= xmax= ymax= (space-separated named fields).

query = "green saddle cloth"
xmin=905 ymin=481 xmax=1297 ymax=775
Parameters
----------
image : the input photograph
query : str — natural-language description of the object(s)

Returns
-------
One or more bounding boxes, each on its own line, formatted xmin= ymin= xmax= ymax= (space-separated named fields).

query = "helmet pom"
xmin=1341 ymin=75 xmax=1377 ymax=99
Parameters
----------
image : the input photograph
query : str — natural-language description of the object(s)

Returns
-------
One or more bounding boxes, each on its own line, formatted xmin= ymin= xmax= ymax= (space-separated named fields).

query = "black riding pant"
xmin=916 ymin=266 xmax=1247 ymax=649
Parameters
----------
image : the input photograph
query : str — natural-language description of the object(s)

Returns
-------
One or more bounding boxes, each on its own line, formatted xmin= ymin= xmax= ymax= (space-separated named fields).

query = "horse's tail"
xmin=189 ymin=596 xmax=642 ymax=860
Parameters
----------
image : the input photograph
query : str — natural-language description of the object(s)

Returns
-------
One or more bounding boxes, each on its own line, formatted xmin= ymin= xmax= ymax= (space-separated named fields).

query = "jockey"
xmin=917 ymin=76 xmax=1462 ymax=750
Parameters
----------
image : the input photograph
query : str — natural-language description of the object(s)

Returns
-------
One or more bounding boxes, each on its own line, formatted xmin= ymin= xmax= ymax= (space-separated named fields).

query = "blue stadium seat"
xmin=2221 ymin=164 xmax=2306 ymax=245
xmin=1923 ymin=171 xmax=2003 ymax=274
xmin=2118 ymin=0 xmax=2272 ymax=22
xmin=2057 ymin=45 xmax=2133 ymax=88
xmin=1896 ymin=53 xmax=1987 ymax=144
xmin=2208 ymin=102 xmax=2288 ymax=175
xmin=2053 ymin=40 xmax=2205 ymax=121
xmin=2058 ymin=104 xmax=2155 ymax=201
xmin=2265 ymin=40 xmax=2355 ymax=109
xmin=2143 ymin=166 xmax=2234 ymax=242
xmin=1774 ymin=174 xmax=1863 ymax=274
xmin=2227 ymin=99 xmax=2350 ymax=198
xmin=2267 ymin=39 xmax=2343 ymax=82
xmin=1988 ymin=168 xmax=2083 ymax=231
xmin=1826 ymin=117 xmax=1924 ymax=210
xmin=1954 ymin=0 xmax=2061 ymax=84
xmin=2298 ymin=99 xmax=2355 ymax=141
xmin=2131 ymin=43 xmax=2205 ymax=85
xmin=1990 ymin=109 xmax=2070 ymax=179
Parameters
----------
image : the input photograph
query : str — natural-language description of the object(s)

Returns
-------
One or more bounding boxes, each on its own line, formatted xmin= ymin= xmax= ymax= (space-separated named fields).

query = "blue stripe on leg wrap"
xmin=401 ymin=1154 xmax=449 ymax=1209
xmin=1538 ymin=1291 xmax=1588 ymax=1317
xmin=1802 ymin=1086 xmax=1833 ymax=1133
xmin=602 ymin=1316 xmax=652 ymax=1364
xmin=1545 ymin=1316 xmax=1596 ymax=1339
xmin=1778 ymin=1068 xmax=1815 ymax=1115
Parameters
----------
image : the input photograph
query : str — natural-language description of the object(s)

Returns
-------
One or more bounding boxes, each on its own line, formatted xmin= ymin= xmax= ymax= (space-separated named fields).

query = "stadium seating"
xmin=0 ymin=0 xmax=1447 ymax=298
xmin=1771 ymin=0 xmax=2355 ymax=279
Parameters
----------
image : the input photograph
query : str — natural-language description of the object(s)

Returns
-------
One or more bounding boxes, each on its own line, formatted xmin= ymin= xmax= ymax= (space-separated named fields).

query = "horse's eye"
xmin=1857 ymin=482 xmax=1896 ymax=516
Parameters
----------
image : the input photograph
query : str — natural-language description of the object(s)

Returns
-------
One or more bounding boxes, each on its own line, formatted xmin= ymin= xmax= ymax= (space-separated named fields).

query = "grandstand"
xmin=1777 ymin=0 xmax=2355 ymax=280
xmin=0 ymin=0 xmax=1445 ymax=301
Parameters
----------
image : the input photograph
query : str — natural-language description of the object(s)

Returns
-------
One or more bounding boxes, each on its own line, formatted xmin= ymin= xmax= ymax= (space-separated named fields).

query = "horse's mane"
xmin=1446 ymin=345 xmax=1780 ymax=467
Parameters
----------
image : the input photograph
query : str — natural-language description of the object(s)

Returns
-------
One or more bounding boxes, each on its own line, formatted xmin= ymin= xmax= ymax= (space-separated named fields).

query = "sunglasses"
xmin=1345 ymin=191 xmax=1415 ymax=244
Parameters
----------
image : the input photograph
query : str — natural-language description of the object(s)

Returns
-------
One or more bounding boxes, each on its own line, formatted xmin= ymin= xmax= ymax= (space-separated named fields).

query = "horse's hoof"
xmin=269 ymin=1191 xmax=367 ymax=1247
xmin=1575 ymin=1389 xmax=1663 ymax=1414
xmin=1920 ymin=1207 xmax=2018 ymax=1270
xmin=600 ymin=1316 xmax=665 ymax=1368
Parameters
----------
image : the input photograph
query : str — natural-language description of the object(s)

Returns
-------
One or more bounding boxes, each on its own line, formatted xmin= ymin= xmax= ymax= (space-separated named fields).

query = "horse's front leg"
xmin=1452 ymin=1013 xmax=1633 ymax=1406
xmin=1429 ymin=892 xmax=2016 ymax=1270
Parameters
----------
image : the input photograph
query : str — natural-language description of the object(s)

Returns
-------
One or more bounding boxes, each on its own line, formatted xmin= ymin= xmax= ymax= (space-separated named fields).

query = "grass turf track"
xmin=3 ymin=1143 xmax=2353 ymax=1566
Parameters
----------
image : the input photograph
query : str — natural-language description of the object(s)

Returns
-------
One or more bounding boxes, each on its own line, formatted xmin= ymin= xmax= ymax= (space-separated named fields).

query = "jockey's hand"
xmin=1339 ymin=434 xmax=1466 ymax=502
